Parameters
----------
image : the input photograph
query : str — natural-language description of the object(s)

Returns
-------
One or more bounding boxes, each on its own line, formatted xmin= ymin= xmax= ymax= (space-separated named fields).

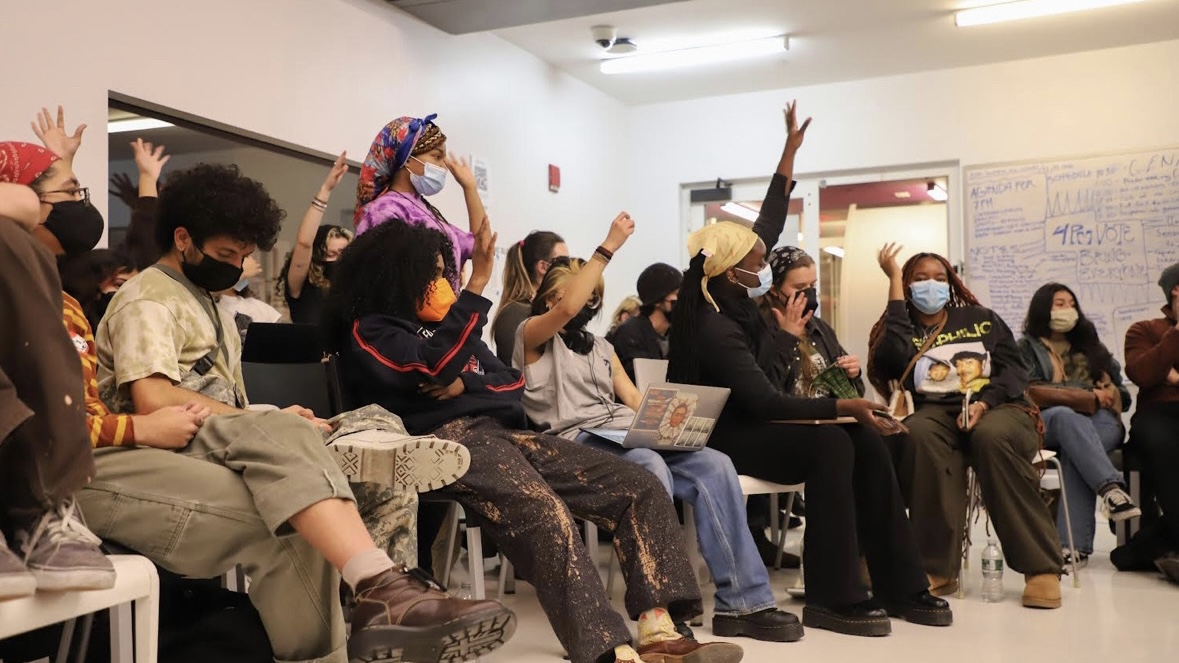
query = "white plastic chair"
xmin=0 ymin=555 xmax=160 ymax=663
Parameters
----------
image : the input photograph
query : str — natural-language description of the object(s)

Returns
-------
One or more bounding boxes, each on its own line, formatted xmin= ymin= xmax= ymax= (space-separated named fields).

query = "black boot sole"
xmin=883 ymin=603 xmax=954 ymax=627
xmin=802 ymin=606 xmax=891 ymax=637
xmin=712 ymin=614 xmax=804 ymax=642
xmin=348 ymin=606 xmax=517 ymax=662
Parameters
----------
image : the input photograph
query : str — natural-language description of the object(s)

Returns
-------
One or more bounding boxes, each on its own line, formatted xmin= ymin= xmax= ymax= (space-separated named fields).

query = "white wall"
xmin=0 ymin=0 xmax=634 ymax=329
xmin=627 ymin=39 xmax=1179 ymax=272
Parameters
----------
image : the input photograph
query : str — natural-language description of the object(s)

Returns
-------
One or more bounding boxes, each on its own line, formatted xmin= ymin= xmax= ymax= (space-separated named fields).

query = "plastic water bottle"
xmin=981 ymin=538 xmax=1004 ymax=603
xmin=454 ymin=581 xmax=473 ymax=600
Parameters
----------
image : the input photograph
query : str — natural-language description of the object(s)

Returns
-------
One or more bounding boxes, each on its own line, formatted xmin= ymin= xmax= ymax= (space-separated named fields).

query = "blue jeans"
xmin=576 ymin=434 xmax=777 ymax=615
xmin=1040 ymin=407 xmax=1125 ymax=554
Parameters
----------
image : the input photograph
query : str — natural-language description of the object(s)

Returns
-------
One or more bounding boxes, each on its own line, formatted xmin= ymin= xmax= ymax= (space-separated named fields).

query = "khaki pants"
xmin=894 ymin=404 xmax=1064 ymax=578
xmin=79 ymin=410 xmax=355 ymax=663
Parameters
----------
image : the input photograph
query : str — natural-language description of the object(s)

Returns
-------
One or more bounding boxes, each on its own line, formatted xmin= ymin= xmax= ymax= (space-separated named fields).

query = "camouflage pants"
xmin=354 ymin=483 xmax=418 ymax=568
xmin=431 ymin=416 xmax=702 ymax=663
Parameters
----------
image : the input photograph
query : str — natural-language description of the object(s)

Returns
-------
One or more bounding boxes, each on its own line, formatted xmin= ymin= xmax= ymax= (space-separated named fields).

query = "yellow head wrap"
xmin=687 ymin=222 xmax=759 ymax=311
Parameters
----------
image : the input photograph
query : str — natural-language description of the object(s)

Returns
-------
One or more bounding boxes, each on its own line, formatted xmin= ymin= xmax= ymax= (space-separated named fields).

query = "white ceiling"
xmin=494 ymin=0 xmax=1179 ymax=105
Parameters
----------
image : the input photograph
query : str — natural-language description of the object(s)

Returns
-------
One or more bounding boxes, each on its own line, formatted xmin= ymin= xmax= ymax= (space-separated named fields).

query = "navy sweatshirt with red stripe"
xmin=342 ymin=290 xmax=528 ymax=435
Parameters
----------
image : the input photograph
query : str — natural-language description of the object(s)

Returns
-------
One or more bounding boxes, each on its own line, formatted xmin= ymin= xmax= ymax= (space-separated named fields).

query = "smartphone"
xmin=960 ymin=389 xmax=974 ymax=430
xmin=871 ymin=409 xmax=908 ymax=434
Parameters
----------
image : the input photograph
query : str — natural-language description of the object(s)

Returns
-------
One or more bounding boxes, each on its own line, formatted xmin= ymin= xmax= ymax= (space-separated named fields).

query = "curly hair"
xmin=866 ymin=252 xmax=979 ymax=396
xmin=322 ymin=219 xmax=458 ymax=351
xmin=276 ymin=225 xmax=355 ymax=298
xmin=1023 ymin=282 xmax=1114 ymax=379
xmin=154 ymin=163 xmax=284 ymax=253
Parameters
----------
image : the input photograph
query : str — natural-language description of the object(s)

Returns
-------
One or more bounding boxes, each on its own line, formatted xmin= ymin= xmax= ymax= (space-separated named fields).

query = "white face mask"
xmin=735 ymin=264 xmax=773 ymax=299
xmin=1049 ymin=307 xmax=1079 ymax=333
xmin=409 ymin=156 xmax=447 ymax=197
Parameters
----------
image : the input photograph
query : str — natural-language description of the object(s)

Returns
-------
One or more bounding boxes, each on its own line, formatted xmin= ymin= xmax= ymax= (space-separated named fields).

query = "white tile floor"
xmin=465 ymin=520 xmax=1178 ymax=663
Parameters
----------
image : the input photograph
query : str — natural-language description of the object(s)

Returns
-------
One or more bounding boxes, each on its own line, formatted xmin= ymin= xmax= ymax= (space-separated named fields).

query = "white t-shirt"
xmin=217 ymin=294 xmax=284 ymax=344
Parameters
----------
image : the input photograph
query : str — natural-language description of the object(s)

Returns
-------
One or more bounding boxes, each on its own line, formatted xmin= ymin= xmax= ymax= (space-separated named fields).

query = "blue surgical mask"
xmin=909 ymin=280 xmax=951 ymax=315
xmin=233 ymin=278 xmax=250 ymax=293
xmin=736 ymin=264 xmax=774 ymax=299
xmin=409 ymin=157 xmax=448 ymax=197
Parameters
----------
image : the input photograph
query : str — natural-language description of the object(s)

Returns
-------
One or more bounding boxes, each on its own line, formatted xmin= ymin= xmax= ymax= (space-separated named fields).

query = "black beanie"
xmin=1160 ymin=262 xmax=1179 ymax=304
xmin=637 ymin=263 xmax=684 ymax=307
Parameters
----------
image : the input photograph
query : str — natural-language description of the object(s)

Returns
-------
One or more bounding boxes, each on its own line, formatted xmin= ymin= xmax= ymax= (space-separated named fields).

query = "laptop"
xmin=581 ymin=383 xmax=730 ymax=451
xmin=241 ymin=323 xmax=323 ymax=364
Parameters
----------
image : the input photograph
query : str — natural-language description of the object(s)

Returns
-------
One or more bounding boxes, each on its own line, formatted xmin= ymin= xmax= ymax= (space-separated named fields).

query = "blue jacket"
xmin=1017 ymin=334 xmax=1131 ymax=411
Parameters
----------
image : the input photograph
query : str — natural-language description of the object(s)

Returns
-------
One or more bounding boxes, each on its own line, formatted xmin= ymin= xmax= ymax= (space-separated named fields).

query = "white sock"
xmin=342 ymin=548 xmax=396 ymax=590
xmin=614 ymin=644 xmax=642 ymax=661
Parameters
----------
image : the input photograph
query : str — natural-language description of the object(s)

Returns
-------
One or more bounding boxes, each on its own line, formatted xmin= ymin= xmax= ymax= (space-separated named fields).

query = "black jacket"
xmin=768 ymin=315 xmax=866 ymax=397
xmin=340 ymin=290 xmax=527 ymax=435
xmin=611 ymin=315 xmax=666 ymax=382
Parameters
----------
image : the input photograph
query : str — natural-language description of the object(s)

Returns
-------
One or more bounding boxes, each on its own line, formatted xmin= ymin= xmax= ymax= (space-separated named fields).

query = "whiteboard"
xmin=965 ymin=148 xmax=1179 ymax=369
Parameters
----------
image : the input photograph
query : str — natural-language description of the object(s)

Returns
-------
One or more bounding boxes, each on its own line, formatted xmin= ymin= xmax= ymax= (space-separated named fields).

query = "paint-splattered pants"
xmin=431 ymin=417 xmax=703 ymax=663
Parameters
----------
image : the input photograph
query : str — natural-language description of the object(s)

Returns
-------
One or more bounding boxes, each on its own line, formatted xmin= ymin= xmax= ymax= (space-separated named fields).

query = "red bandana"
xmin=0 ymin=141 xmax=59 ymax=186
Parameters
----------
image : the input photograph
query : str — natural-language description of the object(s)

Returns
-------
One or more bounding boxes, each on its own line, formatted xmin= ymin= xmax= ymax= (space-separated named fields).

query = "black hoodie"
xmin=340 ymin=290 xmax=527 ymax=435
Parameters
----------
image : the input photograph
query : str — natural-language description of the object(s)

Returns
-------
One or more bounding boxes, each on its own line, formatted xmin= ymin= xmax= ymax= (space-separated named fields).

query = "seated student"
xmin=328 ymin=218 xmax=743 ymax=663
xmin=515 ymin=217 xmax=802 ymax=643
xmin=758 ymin=246 xmax=864 ymax=398
xmin=491 ymin=230 xmax=568 ymax=364
xmin=867 ymin=244 xmax=1064 ymax=609
xmin=58 ymin=247 xmax=138 ymax=329
xmin=89 ymin=162 xmax=512 ymax=663
xmin=1018 ymin=283 xmax=1139 ymax=567
xmin=218 ymin=255 xmax=283 ymax=344
xmin=0 ymin=141 xmax=113 ymax=599
xmin=611 ymin=263 xmax=682 ymax=382
xmin=278 ymin=152 xmax=353 ymax=326
xmin=354 ymin=114 xmax=488 ymax=293
xmin=1115 ymin=262 xmax=1179 ymax=574
xmin=605 ymin=295 xmax=642 ymax=343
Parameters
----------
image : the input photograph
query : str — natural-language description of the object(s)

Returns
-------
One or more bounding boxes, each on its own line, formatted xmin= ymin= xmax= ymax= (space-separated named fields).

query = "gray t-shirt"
xmin=493 ymin=300 xmax=531 ymax=365
xmin=513 ymin=320 xmax=634 ymax=440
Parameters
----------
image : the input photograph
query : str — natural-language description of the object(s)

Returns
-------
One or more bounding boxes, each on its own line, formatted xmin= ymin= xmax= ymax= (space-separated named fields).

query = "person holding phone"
xmin=866 ymin=245 xmax=1064 ymax=609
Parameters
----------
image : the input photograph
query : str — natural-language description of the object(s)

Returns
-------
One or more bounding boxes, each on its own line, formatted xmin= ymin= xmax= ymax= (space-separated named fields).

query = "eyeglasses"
xmin=39 ymin=186 xmax=90 ymax=204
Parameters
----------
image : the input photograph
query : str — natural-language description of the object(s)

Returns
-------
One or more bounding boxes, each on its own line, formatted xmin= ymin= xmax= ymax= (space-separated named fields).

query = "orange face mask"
xmin=417 ymin=278 xmax=457 ymax=322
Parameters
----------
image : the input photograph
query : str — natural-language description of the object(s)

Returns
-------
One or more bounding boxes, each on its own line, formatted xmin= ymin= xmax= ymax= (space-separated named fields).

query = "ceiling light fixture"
xmin=955 ymin=0 xmax=1146 ymax=27
xmin=721 ymin=202 xmax=760 ymax=222
xmin=894 ymin=191 xmax=912 ymax=199
xmin=823 ymin=246 xmax=845 ymax=258
xmin=927 ymin=182 xmax=949 ymax=202
xmin=108 ymin=118 xmax=174 ymax=134
xmin=601 ymin=35 xmax=788 ymax=75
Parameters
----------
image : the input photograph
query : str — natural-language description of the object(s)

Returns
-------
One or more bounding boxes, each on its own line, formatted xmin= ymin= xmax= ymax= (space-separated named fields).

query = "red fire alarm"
xmin=548 ymin=164 xmax=561 ymax=193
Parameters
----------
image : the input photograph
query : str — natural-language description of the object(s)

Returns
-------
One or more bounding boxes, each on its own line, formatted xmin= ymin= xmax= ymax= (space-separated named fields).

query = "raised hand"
xmin=319 ymin=151 xmax=349 ymax=198
xmin=878 ymin=243 xmax=904 ymax=280
xmin=603 ymin=212 xmax=636 ymax=253
xmin=784 ymin=100 xmax=812 ymax=153
xmin=468 ymin=218 xmax=498 ymax=292
xmin=131 ymin=138 xmax=170 ymax=181
xmin=110 ymin=172 xmax=138 ymax=208
xmin=31 ymin=105 xmax=86 ymax=162
xmin=444 ymin=153 xmax=477 ymax=191
xmin=241 ymin=255 xmax=263 ymax=281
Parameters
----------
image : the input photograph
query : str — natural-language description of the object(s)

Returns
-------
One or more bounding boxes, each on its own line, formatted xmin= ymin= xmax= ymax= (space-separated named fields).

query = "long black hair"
xmin=1023 ymin=282 xmax=1114 ymax=379
xmin=322 ymin=219 xmax=458 ymax=353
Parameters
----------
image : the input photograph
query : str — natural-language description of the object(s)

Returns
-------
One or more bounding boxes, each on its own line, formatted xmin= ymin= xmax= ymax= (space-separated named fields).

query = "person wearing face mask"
xmin=667 ymin=220 xmax=950 ymax=637
xmin=867 ymin=245 xmax=1064 ymax=609
xmin=759 ymin=246 xmax=864 ymax=399
xmin=515 ymin=216 xmax=804 ymax=644
xmin=58 ymin=248 xmax=139 ymax=330
xmin=491 ymin=230 xmax=569 ymax=364
xmin=218 ymin=255 xmax=284 ymax=344
xmin=354 ymin=114 xmax=488 ymax=293
xmin=327 ymin=217 xmax=745 ymax=663
xmin=278 ymin=152 xmax=353 ymax=326
xmin=90 ymin=162 xmax=514 ymax=663
xmin=610 ymin=262 xmax=683 ymax=383
xmin=1017 ymin=283 xmax=1138 ymax=569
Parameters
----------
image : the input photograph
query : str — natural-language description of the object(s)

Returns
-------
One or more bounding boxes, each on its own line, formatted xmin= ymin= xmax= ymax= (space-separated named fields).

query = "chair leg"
xmin=56 ymin=617 xmax=77 ymax=663
xmin=497 ymin=555 xmax=516 ymax=601
xmin=605 ymin=546 xmax=619 ymax=598
xmin=1128 ymin=469 xmax=1142 ymax=540
xmin=769 ymin=493 xmax=780 ymax=566
xmin=135 ymin=592 xmax=160 ymax=663
xmin=439 ymin=502 xmax=461 ymax=589
xmin=75 ymin=613 xmax=96 ymax=663
xmin=1049 ymin=458 xmax=1080 ymax=588
xmin=776 ymin=493 xmax=796 ymax=570
xmin=584 ymin=521 xmax=599 ymax=574
xmin=110 ymin=603 xmax=133 ymax=663
xmin=467 ymin=522 xmax=487 ymax=601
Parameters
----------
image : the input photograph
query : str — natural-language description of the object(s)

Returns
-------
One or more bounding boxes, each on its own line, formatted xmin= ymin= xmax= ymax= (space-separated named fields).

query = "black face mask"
xmin=564 ymin=304 xmax=598 ymax=333
xmin=181 ymin=246 xmax=244 ymax=292
xmin=800 ymin=287 xmax=820 ymax=317
xmin=319 ymin=260 xmax=337 ymax=282
xmin=43 ymin=201 xmax=104 ymax=253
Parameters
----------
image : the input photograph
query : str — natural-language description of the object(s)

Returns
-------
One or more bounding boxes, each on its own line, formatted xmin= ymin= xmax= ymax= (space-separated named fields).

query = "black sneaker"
xmin=802 ymin=601 xmax=891 ymax=637
xmin=882 ymin=591 xmax=953 ymax=627
xmin=713 ymin=607 xmax=804 ymax=642
xmin=1063 ymin=549 xmax=1090 ymax=570
xmin=1101 ymin=487 xmax=1142 ymax=522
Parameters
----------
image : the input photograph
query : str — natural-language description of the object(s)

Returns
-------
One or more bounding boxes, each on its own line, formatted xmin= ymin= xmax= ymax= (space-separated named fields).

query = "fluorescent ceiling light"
xmin=721 ymin=202 xmax=760 ymax=222
xmin=107 ymin=118 xmax=174 ymax=134
xmin=894 ymin=191 xmax=911 ymax=199
xmin=823 ymin=246 xmax=845 ymax=258
xmin=928 ymin=182 xmax=949 ymax=202
xmin=601 ymin=36 xmax=787 ymax=75
xmin=955 ymin=0 xmax=1146 ymax=27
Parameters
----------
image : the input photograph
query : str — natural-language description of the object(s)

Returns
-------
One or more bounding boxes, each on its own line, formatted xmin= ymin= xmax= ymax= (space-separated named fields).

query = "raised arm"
xmin=520 ymin=213 xmax=635 ymax=359
xmin=131 ymin=138 xmax=169 ymax=198
xmin=752 ymin=100 xmax=810 ymax=249
xmin=445 ymin=154 xmax=488 ymax=237
xmin=288 ymin=152 xmax=348 ymax=299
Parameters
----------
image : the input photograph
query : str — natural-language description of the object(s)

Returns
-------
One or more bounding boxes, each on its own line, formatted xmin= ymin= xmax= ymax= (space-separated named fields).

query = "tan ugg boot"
xmin=1022 ymin=574 xmax=1062 ymax=609
xmin=928 ymin=574 xmax=959 ymax=597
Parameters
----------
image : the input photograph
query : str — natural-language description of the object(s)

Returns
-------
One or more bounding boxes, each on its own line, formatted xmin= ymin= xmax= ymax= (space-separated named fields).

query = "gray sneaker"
xmin=1100 ymin=486 xmax=1142 ymax=522
xmin=17 ymin=499 xmax=116 ymax=591
xmin=0 ymin=531 xmax=36 ymax=601
xmin=328 ymin=432 xmax=470 ymax=493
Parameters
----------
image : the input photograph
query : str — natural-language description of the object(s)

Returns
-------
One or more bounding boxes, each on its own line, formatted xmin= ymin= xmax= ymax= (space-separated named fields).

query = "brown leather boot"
xmin=1021 ymin=574 xmax=1062 ymax=609
xmin=348 ymin=567 xmax=516 ymax=663
xmin=635 ymin=638 xmax=744 ymax=663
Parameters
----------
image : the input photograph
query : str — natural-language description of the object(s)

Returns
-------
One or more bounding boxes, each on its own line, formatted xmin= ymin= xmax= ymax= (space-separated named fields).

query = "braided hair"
xmin=866 ymin=252 xmax=979 ymax=396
